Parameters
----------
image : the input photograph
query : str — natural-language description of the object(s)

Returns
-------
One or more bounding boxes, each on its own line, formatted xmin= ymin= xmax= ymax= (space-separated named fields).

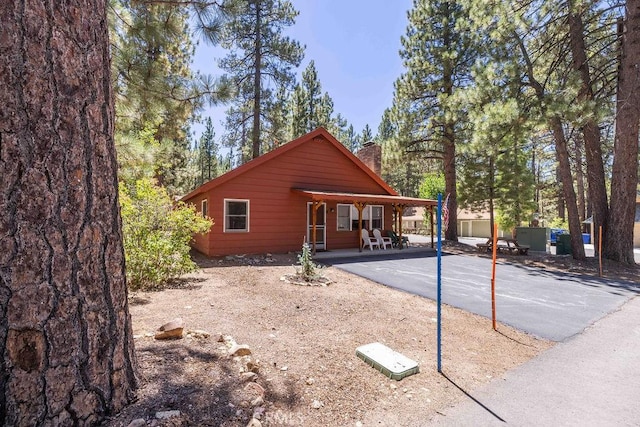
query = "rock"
xmin=155 ymin=410 xmax=180 ymax=419
xmin=217 ymin=333 xmax=225 ymax=342
xmin=311 ymin=400 xmax=324 ymax=409
xmin=246 ymin=418 xmax=262 ymax=427
xmin=154 ymin=318 xmax=184 ymax=340
xmin=356 ymin=422 xmax=363 ymax=427
xmin=127 ymin=419 xmax=146 ymax=427
xmin=279 ymin=366 xmax=288 ymax=371
xmin=305 ymin=377 xmax=315 ymax=385
xmin=246 ymin=360 xmax=260 ymax=373
xmin=241 ymin=372 xmax=258 ymax=382
xmin=229 ymin=344 xmax=252 ymax=357
xmin=244 ymin=381 xmax=265 ymax=397
xmin=251 ymin=396 xmax=264 ymax=407
xmin=132 ymin=335 xmax=143 ymax=340
xmin=187 ymin=329 xmax=210 ymax=339
xmin=252 ymin=406 xmax=265 ymax=420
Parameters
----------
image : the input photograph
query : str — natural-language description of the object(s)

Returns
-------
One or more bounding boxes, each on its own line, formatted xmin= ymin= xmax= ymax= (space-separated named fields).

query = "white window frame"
xmin=370 ymin=205 xmax=384 ymax=230
xmin=336 ymin=203 xmax=352 ymax=231
xmin=224 ymin=199 xmax=250 ymax=232
xmin=201 ymin=199 xmax=208 ymax=218
xmin=345 ymin=204 xmax=384 ymax=230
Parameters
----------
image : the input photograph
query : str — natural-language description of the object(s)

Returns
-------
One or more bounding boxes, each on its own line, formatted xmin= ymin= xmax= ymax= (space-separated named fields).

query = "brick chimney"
xmin=356 ymin=142 xmax=382 ymax=176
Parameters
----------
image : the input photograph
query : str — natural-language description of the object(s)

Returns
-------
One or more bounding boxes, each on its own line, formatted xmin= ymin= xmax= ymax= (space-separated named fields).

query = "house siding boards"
xmin=183 ymin=129 xmax=402 ymax=257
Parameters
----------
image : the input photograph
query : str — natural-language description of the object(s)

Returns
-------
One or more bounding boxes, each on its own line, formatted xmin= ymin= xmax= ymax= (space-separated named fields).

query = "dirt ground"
xmin=104 ymin=242 xmax=638 ymax=427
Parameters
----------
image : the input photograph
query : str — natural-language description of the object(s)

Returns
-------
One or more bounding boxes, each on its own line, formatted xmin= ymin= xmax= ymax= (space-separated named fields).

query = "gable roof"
xmin=181 ymin=127 xmax=398 ymax=201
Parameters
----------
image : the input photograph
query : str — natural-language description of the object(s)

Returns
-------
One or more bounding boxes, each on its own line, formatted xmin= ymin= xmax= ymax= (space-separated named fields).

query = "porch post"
xmin=395 ymin=204 xmax=405 ymax=249
xmin=392 ymin=204 xmax=398 ymax=232
xmin=354 ymin=202 xmax=366 ymax=252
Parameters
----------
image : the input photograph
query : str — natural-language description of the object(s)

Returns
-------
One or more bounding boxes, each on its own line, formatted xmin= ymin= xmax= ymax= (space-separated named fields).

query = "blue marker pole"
xmin=437 ymin=193 xmax=442 ymax=373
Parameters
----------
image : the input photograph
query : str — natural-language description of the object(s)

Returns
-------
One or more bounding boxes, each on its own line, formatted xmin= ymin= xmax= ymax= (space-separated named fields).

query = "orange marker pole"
xmin=491 ymin=223 xmax=498 ymax=330
xmin=598 ymin=226 xmax=603 ymax=277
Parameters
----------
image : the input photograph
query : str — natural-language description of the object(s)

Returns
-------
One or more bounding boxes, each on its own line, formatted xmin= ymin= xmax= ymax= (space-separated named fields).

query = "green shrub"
xmin=296 ymin=241 xmax=318 ymax=282
xmin=119 ymin=178 xmax=212 ymax=290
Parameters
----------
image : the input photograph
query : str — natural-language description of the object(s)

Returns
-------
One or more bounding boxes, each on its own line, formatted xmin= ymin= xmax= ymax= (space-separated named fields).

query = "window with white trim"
xmin=337 ymin=204 xmax=351 ymax=231
xmin=348 ymin=205 xmax=384 ymax=230
xmin=224 ymin=199 xmax=249 ymax=232
xmin=371 ymin=205 xmax=383 ymax=229
xmin=201 ymin=199 xmax=208 ymax=218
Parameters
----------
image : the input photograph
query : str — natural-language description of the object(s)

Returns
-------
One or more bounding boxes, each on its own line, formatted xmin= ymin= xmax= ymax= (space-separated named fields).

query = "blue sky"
xmin=191 ymin=0 xmax=413 ymax=140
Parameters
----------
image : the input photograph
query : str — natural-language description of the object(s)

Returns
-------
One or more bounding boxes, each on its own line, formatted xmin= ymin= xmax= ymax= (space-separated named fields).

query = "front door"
xmin=307 ymin=202 xmax=326 ymax=250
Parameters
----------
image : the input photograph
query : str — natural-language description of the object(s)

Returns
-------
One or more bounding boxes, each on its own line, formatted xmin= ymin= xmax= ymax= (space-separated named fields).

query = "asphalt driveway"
xmin=318 ymin=250 xmax=640 ymax=341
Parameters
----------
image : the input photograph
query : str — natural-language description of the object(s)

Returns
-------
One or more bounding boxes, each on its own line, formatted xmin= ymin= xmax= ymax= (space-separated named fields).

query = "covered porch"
xmin=292 ymin=188 xmax=438 ymax=254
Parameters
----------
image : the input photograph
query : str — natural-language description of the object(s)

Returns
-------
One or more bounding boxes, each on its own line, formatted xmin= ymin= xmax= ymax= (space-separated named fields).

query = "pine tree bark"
xmin=604 ymin=0 xmax=640 ymax=263
xmin=551 ymin=119 xmax=587 ymax=259
xmin=567 ymin=6 xmax=609 ymax=253
xmin=0 ymin=0 xmax=137 ymax=424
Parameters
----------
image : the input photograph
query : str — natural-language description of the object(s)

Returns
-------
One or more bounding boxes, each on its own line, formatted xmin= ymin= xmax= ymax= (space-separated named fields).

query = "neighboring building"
xmin=457 ymin=209 xmax=492 ymax=238
xmin=402 ymin=206 xmax=427 ymax=233
xmin=182 ymin=128 xmax=436 ymax=257
xmin=457 ymin=209 xmax=510 ymax=238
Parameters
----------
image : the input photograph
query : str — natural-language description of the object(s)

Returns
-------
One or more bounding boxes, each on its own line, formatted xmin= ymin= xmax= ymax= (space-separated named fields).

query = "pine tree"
xmin=289 ymin=60 xmax=339 ymax=138
xmin=344 ymin=124 xmax=361 ymax=153
xmin=109 ymin=1 xmax=197 ymax=193
xmin=197 ymin=118 xmax=220 ymax=185
xmin=464 ymin=0 xmax=620 ymax=258
xmin=361 ymin=124 xmax=374 ymax=143
xmin=218 ymin=0 xmax=304 ymax=160
xmin=393 ymin=0 xmax=477 ymax=239
xmin=330 ymin=113 xmax=350 ymax=146
xmin=2 ymin=1 xmax=137 ymax=422
xmin=605 ymin=0 xmax=640 ymax=263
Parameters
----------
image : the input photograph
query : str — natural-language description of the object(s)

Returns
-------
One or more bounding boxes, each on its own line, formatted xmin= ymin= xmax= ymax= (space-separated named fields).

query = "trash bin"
xmin=556 ymin=234 xmax=572 ymax=255
xmin=582 ymin=233 xmax=590 ymax=244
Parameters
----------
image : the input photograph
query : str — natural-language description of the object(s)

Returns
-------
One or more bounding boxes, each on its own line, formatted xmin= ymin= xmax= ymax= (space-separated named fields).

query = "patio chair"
xmin=373 ymin=229 xmax=393 ymax=250
xmin=387 ymin=230 xmax=409 ymax=249
xmin=361 ymin=229 xmax=381 ymax=251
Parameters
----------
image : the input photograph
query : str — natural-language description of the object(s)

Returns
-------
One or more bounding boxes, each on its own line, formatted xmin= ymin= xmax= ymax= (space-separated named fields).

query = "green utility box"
xmin=556 ymin=234 xmax=572 ymax=255
xmin=515 ymin=227 xmax=548 ymax=252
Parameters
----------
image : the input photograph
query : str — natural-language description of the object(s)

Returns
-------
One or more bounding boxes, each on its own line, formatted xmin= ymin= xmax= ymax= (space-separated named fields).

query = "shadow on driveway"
xmin=319 ymin=250 xmax=640 ymax=341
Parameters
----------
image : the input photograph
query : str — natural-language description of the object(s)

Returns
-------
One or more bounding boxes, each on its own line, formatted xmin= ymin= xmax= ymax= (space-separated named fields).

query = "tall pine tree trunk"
xmin=516 ymin=32 xmax=584 ymax=258
xmin=568 ymin=6 xmax=609 ymax=253
xmin=551 ymin=119 xmax=587 ymax=259
xmin=251 ymin=1 xmax=262 ymax=159
xmin=574 ymin=135 xmax=586 ymax=223
xmin=605 ymin=0 xmax=640 ymax=263
xmin=443 ymin=120 xmax=458 ymax=241
xmin=0 ymin=1 xmax=137 ymax=424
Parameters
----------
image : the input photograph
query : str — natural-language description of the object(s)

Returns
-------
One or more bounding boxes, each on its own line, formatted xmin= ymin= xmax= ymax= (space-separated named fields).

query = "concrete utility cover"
xmin=356 ymin=342 xmax=419 ymax=380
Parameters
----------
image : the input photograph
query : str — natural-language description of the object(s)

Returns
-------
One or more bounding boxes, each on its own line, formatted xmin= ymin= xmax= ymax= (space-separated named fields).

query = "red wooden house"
xmin=181 ymin=128 xmax=436 ymax=257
